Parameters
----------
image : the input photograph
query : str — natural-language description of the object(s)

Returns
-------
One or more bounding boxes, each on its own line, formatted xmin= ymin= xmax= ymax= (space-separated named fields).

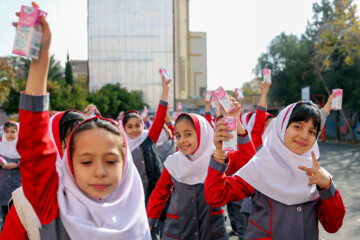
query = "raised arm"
xmin=147 ymin=168 xmax=173 ymax=228
xmin=15 ymin=5 xmax=59 ymax=225
xmin=148 ymin=76 xmax=170 ymax=143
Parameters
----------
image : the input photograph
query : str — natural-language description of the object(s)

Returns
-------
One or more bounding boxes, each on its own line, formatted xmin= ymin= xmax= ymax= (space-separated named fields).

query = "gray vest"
xmin=0 ymin=156 xmax=21 ymax=206
xmin=163 ymin=177 xmax=228 ymax=240
xmin=246 ymin=190 xmax=319 ymax=240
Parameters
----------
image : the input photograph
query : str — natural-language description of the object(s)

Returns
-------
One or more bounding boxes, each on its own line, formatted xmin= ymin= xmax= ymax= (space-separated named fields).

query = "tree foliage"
xmin=87 ymin=83 xmax=147 ymax=118
xmin=0 ymin=58 xmax=17 ymax=105
xmin=254 ymin=0 xmax=360 ymax=117
xmin=254 ymin=33 xmax=318 ymax=105
xmin=65 ymin=51 xmax=74 ymax=86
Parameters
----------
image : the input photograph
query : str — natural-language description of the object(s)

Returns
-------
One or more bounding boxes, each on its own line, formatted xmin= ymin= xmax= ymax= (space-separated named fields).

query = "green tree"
xmin=87 ymin=83 xmax=147 ymax=118
xmin=309 ymin=0 xmax=360 ymax=142
xmin=2 ymin=78 xmax=26 ymax=114
xmin=254 ymin=33 xmax=317 ymax=105
xmin=19 ymin=54 xmax=64 ymax=81
xmin=65 ymin=51 xmax=74 ymax=86
xmin=0 ymin=58 xmax=17 ymax=105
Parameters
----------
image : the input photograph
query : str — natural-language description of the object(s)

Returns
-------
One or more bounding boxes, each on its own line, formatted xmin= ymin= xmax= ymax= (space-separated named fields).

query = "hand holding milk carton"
xmin=222 ymin=117 xmax=238 ymax=152
xmin=12 ymin=5 xmax=47 ymax=59
xmin=234 ymin=88 xmax=244 ymax=100
xmin=159 ymin=68 xmax=172 ymax=84
xmin=213 ymin=86 xmax=236 ymax=113
xmin=263 ymin=69 xmax=271 ymax=85
xmin=331 ymin=89 xmax=343 ymax=110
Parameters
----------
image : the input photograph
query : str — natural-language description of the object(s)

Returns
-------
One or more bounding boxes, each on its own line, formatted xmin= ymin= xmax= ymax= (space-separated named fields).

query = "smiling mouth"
xmin=295 ymin=141 xmax=306 ymax=147
xmin=180 ymin=145 xmax=191 ymax=150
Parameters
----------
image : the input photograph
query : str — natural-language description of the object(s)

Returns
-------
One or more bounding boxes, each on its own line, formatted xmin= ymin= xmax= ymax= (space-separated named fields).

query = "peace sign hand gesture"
xmin=298 ymin=151 xmax=331 ymax=190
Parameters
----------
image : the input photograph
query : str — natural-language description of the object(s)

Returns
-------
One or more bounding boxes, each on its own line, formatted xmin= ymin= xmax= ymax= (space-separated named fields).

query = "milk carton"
xmin=159 ymin=68 xmax=172 ymax=83
xmin=235 ymin=88 xmax=244 ymax=100
xmin=331 ymin=89 xmax=343 ymax=110
xmin=213 ymin=86 xmax=235 ymax=113
xmin=263 ymin=69 xmax=271 ymax=85
xmin=141 ymin=106 xmax=148 ymax=118
xmin=222 ymin=117 xmax=238 ymax=152
xmin=0 ymin=156 xmax=7 ymax=166
xmin=177 ymin=102 xmax=182 ymax=111
xmin=210 ymin=97 xmax=220 ymax=110
xmin=205 ymin=90 xmax=212 ymax=102
xmin=12 ymin=6 xmax=47 ymax=59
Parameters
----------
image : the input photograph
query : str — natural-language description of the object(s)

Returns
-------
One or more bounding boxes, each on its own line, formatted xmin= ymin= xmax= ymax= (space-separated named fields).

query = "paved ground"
xmin=226 ymin=141 xmax=360 ymax=240
xmin=1 ymin=141 xmax=359 ymax=239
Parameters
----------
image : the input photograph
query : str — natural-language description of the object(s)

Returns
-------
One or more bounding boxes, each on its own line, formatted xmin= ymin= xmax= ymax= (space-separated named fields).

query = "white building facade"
xmin=88 ymin=0 xmax=175 ymax=110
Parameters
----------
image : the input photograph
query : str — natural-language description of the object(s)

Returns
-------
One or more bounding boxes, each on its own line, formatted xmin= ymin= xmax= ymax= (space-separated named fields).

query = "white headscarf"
xmin=57 ymin=117 xmax=151 ymax=240
xmin=156 ymin=128 xmax=169 ymax=147
xmin=236 ymin=102 xmax=320 ymax=205
xmin=0 ymin=121 xmax=21 ymax=159
xmin=120 ymin=111 xmax=149 ymax=152
xmin=164 ymin=114 xmax=215 ymax=185
xmin=241 ymin=112 xmax=256 ymax=134
xmin=49 ymin=112 xmax=66 ymax=174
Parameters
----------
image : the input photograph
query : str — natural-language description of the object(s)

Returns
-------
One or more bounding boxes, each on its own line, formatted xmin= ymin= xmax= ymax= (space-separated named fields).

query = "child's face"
xmin=175 ymin=119 xmax=198 ymax=155
xmin=284 ymin=119 xmax=317 ymax=155
xmin=72 ymin=128 xmax=124 ymax=199
xmin=4 ymin=126 xmax=18 ymax=142
xmin=124 ymin=117 xmax=143 ymax=139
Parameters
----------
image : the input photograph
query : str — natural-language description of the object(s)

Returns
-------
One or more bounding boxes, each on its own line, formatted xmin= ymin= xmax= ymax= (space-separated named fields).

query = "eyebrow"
xmin=175 ymin=129 xmax=194 ymax=134
xmin=296 ymin=122 xmax=317 ymax=130
xmin=76 ymin=152 xmax=120 ymax=157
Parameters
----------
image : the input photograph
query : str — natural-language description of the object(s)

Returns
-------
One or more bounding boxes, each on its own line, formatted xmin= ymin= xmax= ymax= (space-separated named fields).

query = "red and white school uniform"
xmin=205 ymin=102 xmax=346 ymax=239
xmin=0 ymin=110 xmax=81 ymax=240
xmin=147 ymin=114 xmax=256 ymax=240
xmin=14 ymin=93 xmax=150 ymax=239
xmin=120 ymin=100 xmax=167 ymax=206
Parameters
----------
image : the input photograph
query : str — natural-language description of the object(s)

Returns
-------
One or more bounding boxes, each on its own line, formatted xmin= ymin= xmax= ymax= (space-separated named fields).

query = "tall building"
xmin=88 ymin=0 xmax=175 ymax=110
xmin=88 ymin=0 xmax=207 ymax=112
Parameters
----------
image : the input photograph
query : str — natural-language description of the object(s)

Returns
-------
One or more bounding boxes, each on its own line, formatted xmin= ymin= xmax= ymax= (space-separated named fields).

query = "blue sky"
xmin=1 ymin=0 xmax=360 ymax=90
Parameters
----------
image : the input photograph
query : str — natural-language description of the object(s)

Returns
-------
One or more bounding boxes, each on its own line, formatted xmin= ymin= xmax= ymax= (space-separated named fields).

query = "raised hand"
xmin=213 ymin=117 xmax=232 ymax=154
xmin=298 ymin=151 xmax=331 ymax=189
xmin=322 ymin=94 xmax=335 ymax=114
xmin=13 ymin=2 xmax=51 ymax=53
xmin=161 ymin=75 xmax=170 ymax=102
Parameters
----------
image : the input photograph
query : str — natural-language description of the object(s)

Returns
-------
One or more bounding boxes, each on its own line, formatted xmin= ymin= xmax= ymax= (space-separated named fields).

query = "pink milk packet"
xmin=12 ymin=5 xmax=47 ymax=59
xmin=210 ymin=97 xmax=220 ymax=110
xmin=222 ymin=117 xmax=238 ymax=152
xmin=141 ymin=106 xmax=148 ymax=118
xmin=172 ymin=112 xmax=178 ymax=120
xmin=213 ymin=86 xmax=236 ymax=113
xmin=177 ymin=102 xmax=182 ymax=111
xmin=0 ymin=156 xmax=8 ymax=166
xmin=205 ymin=90 xmax=212 ymax=102
xmin=235 ymin=88 xmax=244 ymax=100
xmin=159 ymin=68 xmax=172 ymax=83
xmin=331 ymin=89 xmax=343 ymax=110
xmin=263 ymin=69 xmax=272 ymax=84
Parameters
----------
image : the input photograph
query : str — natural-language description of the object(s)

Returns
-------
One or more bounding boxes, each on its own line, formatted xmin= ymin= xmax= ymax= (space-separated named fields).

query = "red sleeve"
xmin=18 ymin=109 xmax=59 ymax=225
xmin=148 ymin=102 xmax=168 ymax=143
xmin=167 ymin=124 xmax=175 ymax=140
xmin=251 ymin=107 xmax=266 ymax=149
xmin=205 ymin=112 xmax=215 ymax=129
xmin=0 ymin=207 xmax=28 ymax=240
xmin=146 ymin=167 xmax=173 ymax=221
xmin=317 ymin=185 xmax=346 ymax=233
xmin=204 ymin=164 xmax=254 ymax=207
xmin=225 ymin=133 xmax=256 ymax=176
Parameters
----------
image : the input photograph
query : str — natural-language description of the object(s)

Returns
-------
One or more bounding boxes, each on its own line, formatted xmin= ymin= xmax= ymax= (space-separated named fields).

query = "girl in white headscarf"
xmin=0 ymin=121 xmax=21 ymax=225
xmin=205 ymin=101 xmax=346 ymax=239
xmin=147 ymin=104 xmax=256 ymax=240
